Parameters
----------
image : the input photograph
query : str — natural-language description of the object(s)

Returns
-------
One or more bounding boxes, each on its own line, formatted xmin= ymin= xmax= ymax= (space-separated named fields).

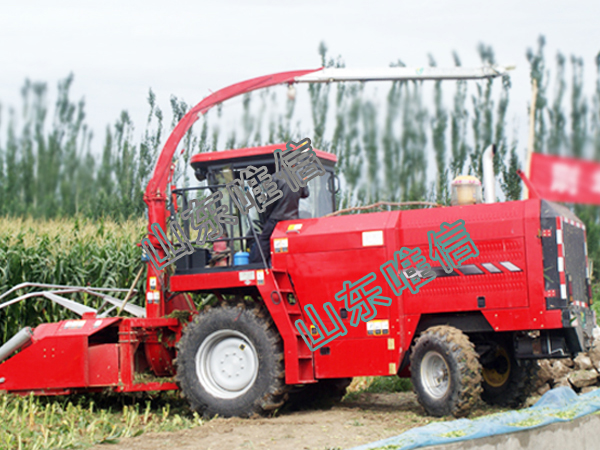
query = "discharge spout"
xmin=0 ymin=327 xmax=33 ymax=363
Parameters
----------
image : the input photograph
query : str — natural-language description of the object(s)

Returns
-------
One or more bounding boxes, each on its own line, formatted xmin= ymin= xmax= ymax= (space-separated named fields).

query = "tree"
xmin=547 ymin=52 xmax=567 ymax=155
xmin=429 ymin=54 xmax=449 ymax=204
xmin=526 ymin=36 xmax=548 ymax=154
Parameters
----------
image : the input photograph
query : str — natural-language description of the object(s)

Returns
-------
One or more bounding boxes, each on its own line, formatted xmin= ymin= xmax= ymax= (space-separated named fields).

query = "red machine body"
xmin=169 ymin=195 xmax=591 ymax=385
xmin=0 ymin=67 xmax=593 ymax=406
xmin=0 ymin=315 xmax=180 ymax=395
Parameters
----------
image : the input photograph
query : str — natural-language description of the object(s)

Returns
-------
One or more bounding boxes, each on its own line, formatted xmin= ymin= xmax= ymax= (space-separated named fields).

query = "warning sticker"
xmin=362 ymin=230 xmax=384 ymax=247
xmin=274 ymin=238 xmax=288 ymax=253
xmin=239 ymin=271 xmax=255 ymax=282
xmin=366 ymin=319 xmax=389 ymax=336
xmin=146 ymin=291 xmax=160 ymax=303
xmin=149 ymin=276 xmax=157 ymax=290
xmin=256 ymin=270 xmax=265 ymax=285
xmin=63 ymin=320 xmax=86 ymax=330
xmin=287 ymin=224 xmax=303 ymax=232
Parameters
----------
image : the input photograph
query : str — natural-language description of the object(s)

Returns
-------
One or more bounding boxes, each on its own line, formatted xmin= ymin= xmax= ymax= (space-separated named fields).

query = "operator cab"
xmin=171 ymin=144 xmax=338 ymax=274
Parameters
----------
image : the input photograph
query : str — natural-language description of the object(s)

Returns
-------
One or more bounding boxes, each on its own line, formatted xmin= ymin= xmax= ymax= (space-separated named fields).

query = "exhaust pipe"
xmin=482 ymin=144 xmax=496 ymax=203
xmin=0 ymin=327 xmax=33 ymax=363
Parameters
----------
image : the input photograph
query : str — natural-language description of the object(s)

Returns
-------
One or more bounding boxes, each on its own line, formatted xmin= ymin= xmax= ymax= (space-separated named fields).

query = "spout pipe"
xmin=0 ymin=327 xmax=33 ymax=363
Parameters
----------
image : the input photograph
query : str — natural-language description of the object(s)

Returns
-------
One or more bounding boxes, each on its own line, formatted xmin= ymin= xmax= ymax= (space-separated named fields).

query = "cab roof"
xmin=190 ymin=143 xmax=337 ymax=170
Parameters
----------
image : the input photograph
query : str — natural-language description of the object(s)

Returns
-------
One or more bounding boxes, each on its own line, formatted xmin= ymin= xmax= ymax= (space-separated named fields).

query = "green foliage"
xmin=592 ymin=284 xmax=600 ymax=324
xmin=501 ymin=140 xmax=522 ymax=201
xmin=526 ymin=35 xmax=548 ymax=153
xmin=577 ymin=204 xmax=600 ymax=281
xmin=335 ymin=83 xmax=364 ymax=207
xmin=0 ymin=392 xmax=204 ymax=450
xmin=449 ymin=51 xmax=470 ymax=179
xmin=470 ymin=43 xmax=496 ymax=180
xmin=594 ymin=52 xmax=600 ymax=160
xmin=547 ymin=52 xmax=567 ymax=155
xmin=400 ymin=82 xmax=428 ymax=202
xmin=364 ymin=376 xmax=413 ymax=393
xmin=494 ymin=75 xmax=513 ymax=198
xmin=570 ymin=56 xmax=588 ymax=158
xmin=382 ymin=79 xmax=403 ymax=202
xmin=342 ymin=376 xmax=413 ymax=403
xmin=0 ymin=79 xmax=169 ymax=221
xmin=308 ymin=41 xmax=333 ymax=150
xmin=0 ymin=217 xmax=146 ymax=341
xmin=429 ymin=55 xmax=449 ymax=204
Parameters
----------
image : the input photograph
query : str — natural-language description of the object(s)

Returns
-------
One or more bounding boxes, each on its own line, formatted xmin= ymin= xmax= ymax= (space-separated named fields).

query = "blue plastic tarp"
xmin=348 ymin=387 xmax=600 ymax=450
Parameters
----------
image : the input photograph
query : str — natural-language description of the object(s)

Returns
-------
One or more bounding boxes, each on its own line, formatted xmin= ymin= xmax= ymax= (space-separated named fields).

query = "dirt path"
xmin=93 ymin=392 xmax=506 ymax=450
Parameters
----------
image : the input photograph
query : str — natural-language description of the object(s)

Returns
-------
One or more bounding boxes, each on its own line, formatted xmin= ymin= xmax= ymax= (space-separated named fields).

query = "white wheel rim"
xmin=195 ymin=330 xmax=259 ymax=399
xmin=421 ymin=351 xmax=450 ymax=399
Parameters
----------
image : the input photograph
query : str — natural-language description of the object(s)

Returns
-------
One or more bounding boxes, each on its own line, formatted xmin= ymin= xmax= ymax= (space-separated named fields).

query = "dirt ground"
xmin=93 ymin=391 xmax=506 ymax=450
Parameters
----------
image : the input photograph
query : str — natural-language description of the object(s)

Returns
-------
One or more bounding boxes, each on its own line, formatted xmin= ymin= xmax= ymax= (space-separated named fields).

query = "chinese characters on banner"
xmin=295 ymin=220 xmax=479 ymax=352
xmin=529 ymin=153 xmax=600 ymax=205
xmin=142 ymin=138 xmax=325 ymax=271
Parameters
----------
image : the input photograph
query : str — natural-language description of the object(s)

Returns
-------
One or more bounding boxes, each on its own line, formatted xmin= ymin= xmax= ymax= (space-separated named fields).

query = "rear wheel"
xmin=176 ymin=301 xmax=289 ymax=417
xmin=481 ymin=341 xmax=538 ymax=407
xmin=410 ymin=326 xmax=482 ymax=417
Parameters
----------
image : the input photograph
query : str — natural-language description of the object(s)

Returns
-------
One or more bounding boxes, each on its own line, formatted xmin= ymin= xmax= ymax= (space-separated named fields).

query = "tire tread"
xmin=410 ymin=325 xmax=482 ymax=417
xmin=175 ymin=301 xmax=289 ymax=418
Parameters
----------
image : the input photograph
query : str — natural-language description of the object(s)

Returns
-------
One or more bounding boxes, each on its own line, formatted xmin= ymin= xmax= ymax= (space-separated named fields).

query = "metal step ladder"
xmin=269 ymin=269 xmax=315 ymax=383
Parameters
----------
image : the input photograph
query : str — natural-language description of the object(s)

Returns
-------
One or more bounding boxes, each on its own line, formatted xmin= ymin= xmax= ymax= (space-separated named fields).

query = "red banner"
xmin=529 ymin=153 xmax=600 ymax=205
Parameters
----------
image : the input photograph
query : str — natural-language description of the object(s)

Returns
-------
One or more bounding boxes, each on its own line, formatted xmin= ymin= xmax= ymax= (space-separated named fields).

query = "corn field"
xmin=0 ymin=217 xmax=146 ymax=341
xmin=0 ymin=392 xmax=203 ymax=450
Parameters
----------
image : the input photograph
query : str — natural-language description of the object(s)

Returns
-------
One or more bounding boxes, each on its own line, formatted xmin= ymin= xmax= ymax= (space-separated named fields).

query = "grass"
xmin=0 ymin=392 xmax=205 ymax=450
xmin=344 ymin=376 xmax=413 ymax=402
xmin=363 ymin=377 xmax=413 ymax=393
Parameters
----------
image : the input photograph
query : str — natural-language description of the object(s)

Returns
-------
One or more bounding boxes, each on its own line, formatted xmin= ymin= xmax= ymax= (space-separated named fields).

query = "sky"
xmin=1 ymin=0 xmax=599 ymax=157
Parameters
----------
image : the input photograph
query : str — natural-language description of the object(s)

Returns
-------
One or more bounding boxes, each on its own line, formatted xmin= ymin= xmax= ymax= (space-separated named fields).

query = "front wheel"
xmin=410 ymin=326 xmax=482 ymax=417
xmin=176 ymin=301 xmax=289 ymax=417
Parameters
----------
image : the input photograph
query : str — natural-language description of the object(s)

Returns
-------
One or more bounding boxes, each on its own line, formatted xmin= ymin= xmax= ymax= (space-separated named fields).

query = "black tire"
xmin=175 ymin=301 xmax=289 ymax=418
xmin=481 ymin=342 xmax=539 ymax=408
xmin=410 ymin=326 xmax=482 ymax=417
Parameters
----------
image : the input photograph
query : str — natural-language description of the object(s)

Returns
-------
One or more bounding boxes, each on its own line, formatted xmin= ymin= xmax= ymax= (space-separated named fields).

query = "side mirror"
xmin=328 ymin=173 xmax=340 ymax=194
